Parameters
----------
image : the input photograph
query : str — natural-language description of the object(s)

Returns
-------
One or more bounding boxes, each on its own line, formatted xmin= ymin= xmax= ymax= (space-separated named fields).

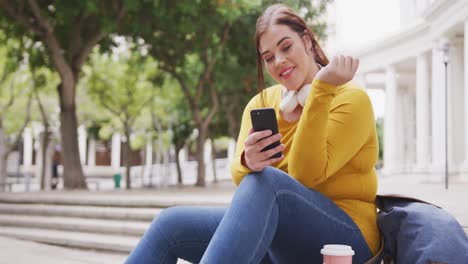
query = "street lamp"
xmin=439 ymin=37 xmax=450 ymax=190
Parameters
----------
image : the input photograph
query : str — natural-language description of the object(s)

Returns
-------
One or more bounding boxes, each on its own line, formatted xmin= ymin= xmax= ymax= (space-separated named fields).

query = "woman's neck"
xmin=301 ymin=63 xmax=320 ymax=87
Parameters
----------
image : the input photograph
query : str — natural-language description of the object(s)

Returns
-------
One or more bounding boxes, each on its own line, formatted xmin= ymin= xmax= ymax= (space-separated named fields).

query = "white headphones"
xmin=279 ymin=84 xmax=311 ymax=113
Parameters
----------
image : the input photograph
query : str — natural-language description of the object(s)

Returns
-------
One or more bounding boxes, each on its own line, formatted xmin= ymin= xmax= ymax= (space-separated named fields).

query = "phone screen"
xmin=250 ymin=108 xmax=282 ymax=158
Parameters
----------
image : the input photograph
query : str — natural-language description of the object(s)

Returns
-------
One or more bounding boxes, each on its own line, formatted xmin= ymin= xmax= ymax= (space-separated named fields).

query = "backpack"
xmin=373 ymin=195 xmax=468 ymax=264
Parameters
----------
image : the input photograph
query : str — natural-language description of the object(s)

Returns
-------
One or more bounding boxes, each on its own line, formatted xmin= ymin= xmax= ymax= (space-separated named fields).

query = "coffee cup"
xmin=320 ymin=244 xmax=354 ymax=264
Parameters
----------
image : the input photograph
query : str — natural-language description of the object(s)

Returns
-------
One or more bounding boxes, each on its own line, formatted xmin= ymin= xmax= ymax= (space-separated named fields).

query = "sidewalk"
xmin=0 ymin=236 xmax=126 ymax=264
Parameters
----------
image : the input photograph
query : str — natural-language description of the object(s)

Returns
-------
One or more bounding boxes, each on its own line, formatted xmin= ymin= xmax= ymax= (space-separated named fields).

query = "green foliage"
xmin=84 ymin=48 xmax=158 ymax=130
xmin=376 ymin=118 xmax=383 ymax=161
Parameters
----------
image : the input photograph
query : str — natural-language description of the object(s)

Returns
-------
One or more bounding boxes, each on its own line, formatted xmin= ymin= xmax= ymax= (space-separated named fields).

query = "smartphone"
xmin=250 ymin=108 xmax=282 ymax=158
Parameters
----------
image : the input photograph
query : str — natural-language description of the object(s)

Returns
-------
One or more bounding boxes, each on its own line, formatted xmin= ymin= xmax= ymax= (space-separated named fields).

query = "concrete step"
xmin=0 ymin=226 xmax=139 ymax=253
xmin=0 ymin=203 xmax=161 ymax=221
xmin=0 ymin=193 xmax=231 ymax=208
xmin=0 ymin=214 xmax=150 ymax=236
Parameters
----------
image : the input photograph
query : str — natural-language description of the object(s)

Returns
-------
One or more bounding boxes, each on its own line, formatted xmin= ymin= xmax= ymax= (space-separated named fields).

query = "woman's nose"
xmin=275 ymin=54 xmax=286 ymax=66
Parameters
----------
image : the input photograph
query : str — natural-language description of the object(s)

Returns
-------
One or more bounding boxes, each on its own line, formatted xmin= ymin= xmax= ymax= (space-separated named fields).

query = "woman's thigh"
xmin=255 ymin=167 xmax=372 ymax=263
xmin=126 ymin=206 xmax=226 ymax=264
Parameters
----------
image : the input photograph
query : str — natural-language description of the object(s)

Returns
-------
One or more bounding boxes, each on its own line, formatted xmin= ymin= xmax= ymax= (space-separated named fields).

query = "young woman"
xmin=126 ymin=4 xmax=380 ymax=264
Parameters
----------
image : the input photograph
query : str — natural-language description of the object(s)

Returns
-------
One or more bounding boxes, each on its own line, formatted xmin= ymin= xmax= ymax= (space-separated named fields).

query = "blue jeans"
xmin=125 ymin=167 xmax=373 ymax=264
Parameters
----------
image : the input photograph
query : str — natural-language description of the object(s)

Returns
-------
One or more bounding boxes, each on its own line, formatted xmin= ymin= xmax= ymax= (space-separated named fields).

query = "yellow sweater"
xmin=230 ymin=79 xmax=380 ymax=255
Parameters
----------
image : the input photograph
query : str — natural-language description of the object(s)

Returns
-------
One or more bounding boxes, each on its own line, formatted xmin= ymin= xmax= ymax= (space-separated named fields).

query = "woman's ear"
xmin=302 ymin=31 xmax=313 ymax=55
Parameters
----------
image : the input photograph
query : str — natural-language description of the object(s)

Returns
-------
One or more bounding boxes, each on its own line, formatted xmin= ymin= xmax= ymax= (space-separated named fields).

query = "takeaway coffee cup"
xmin=320 ymin=244 xmax=354 ymax=264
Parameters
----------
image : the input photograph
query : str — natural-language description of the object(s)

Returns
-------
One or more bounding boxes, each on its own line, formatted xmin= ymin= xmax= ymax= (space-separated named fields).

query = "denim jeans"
xmin=125 ymin=167 xmax=372 ymax=264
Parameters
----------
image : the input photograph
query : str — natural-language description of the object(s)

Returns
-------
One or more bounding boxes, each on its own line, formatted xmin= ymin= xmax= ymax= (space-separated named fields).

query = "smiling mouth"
xmin=280 ymin=67 xmax=295 ymax=79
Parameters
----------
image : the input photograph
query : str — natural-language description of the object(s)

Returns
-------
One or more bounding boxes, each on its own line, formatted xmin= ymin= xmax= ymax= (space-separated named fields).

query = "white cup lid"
xmin=320 ymin=244 xmax=355 ymax=256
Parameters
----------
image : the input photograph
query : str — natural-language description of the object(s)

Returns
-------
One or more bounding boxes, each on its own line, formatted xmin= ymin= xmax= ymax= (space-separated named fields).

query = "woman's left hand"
xmin=314 ymin=55 xmax=359 ymax=86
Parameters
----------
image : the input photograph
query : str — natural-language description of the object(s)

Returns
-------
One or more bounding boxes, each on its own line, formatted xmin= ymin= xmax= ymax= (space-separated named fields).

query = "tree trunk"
xmin=226 ymin=105 xmax=240 ymax=139
xmin=210 ymin=137 xmax=217 ymax=183
xmin=175 ymin=143 xmax=184 ymax=185
xmin=39 ymin=128 xmax=50 ymax=190
xmin=60 ymin=94 xmax=87 ymax=189
xmin=195 ymin=126 xmax=207 ymax=187
xmin=124 ymin=124 xmax=132 ymax=190
xmin=140 ymin=147 xmax=146 ymax=187
xmin=0 ymin=127 xmax=7 ymax=191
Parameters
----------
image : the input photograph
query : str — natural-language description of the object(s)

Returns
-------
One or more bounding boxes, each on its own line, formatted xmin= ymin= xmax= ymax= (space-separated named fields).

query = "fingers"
xmin=260 ymin=143 xmax=285 ymax=160
xmin=244 ymin=131 xmax=284 ymax=171
xmin=250 ymin=133 xmax=282 ymax=153
xmin=351 ymin=58 xmax=359 ymax=76
xmin=252 ymin=155 xmax=284 ymax=171
xmin=244 ymin=129 xmax=272 ymax=146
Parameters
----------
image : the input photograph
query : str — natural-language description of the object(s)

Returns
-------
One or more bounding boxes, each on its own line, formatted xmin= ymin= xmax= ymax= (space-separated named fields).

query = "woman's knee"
xmin=243 ymin=166 xmax=292 ymax=190
xmin=148 ymin=206 xmax=189 ymax=244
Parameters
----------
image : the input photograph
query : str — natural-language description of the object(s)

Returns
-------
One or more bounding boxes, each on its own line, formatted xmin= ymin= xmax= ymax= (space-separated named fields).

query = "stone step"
xmin=0 ymin=193 xmax=230 ymax=208
xmin=0 ymin=226 xmax=139 ymax=253
xmin=0 ymin=214 xmax=150 ymax=236
xmin=0 ymin=203 xmax=161 ymax=221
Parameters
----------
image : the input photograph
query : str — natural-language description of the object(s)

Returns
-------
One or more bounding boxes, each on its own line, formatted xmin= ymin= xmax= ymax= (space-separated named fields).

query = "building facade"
xmin=352 ymin=0 xmax=468 ymax=181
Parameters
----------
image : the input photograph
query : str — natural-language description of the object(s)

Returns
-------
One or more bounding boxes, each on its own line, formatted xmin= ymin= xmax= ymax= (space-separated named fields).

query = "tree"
xmin=84 ymin=50 xmax=158 ymax=189
xmin=133 ymin=0 xmax=256 ymax=186
xmin=29 ymin=65 xmax=60 ymax=190
xmin=0 ymin=1 xmax=127 ymax=189
xmin=0 ymin=31 xmax=34 ymax=191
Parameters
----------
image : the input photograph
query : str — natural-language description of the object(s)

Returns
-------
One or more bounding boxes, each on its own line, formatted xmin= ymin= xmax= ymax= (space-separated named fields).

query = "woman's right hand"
xmin=242 ymin=128 xmax=285 ymax=171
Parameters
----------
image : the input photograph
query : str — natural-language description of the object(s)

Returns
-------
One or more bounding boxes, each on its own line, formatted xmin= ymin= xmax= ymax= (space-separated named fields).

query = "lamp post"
xmin=439 ymin=37 xmax=450 ymax=190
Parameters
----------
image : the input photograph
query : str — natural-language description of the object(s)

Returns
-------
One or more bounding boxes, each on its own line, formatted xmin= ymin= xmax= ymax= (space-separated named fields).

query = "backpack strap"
xmin=364 ymin=236 xmax=386 ymax=264
xmin=376 ymin=194 xmax=441 ymax=210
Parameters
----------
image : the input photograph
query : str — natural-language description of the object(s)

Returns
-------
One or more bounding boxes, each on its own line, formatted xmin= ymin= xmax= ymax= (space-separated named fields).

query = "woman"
xmin=126 ymin=4 xmax=380 ymax=263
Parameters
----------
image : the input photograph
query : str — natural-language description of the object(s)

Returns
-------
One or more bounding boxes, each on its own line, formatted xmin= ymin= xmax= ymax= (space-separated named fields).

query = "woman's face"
xmin=259 ymin=24 xmax=316 ymax=91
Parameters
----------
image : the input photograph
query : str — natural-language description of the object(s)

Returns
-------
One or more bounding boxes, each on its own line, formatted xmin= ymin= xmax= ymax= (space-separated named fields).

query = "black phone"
xmin=250 ymin=108 xmax=282 ymax=159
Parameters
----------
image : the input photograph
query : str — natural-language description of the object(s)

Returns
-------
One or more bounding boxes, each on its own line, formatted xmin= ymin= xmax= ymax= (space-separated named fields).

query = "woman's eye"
xmin=265 ymin=57 xmax=273 ymax=63
xmin=283 ymin=45 xmax=291 ymax=52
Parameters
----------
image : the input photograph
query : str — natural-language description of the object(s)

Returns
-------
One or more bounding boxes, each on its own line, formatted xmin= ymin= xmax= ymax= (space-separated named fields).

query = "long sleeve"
xmin=288 ymin=79 xmax=375 ymax=188
xmin=230 ymin=95 xmax=259 ymax=185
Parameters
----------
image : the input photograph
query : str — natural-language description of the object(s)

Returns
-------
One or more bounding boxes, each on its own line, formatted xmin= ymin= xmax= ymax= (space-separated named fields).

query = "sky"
xmin=329 ymin=0 xmax=401 ymax=118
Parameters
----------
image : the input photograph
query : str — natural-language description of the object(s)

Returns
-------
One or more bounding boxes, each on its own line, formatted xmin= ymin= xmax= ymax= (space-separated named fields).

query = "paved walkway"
xmin=0 ymin=236 xmax=126 ymax=264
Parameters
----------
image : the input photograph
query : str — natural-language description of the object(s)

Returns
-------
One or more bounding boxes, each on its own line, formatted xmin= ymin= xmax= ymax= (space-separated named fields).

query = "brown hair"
xmin=255 ymin=4 xmax=329 ymax=104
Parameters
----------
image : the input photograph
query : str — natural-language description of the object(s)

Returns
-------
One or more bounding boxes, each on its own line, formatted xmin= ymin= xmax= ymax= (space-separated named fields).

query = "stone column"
xmin=448 ymin=39 xmax=465 ymax=171
xmin=431 ymin=40 xmax=447 ymax=173
xmin=227 ymin=138 xmax=236 ymax=163
xmin=111 ymin=133 xmax=121 ymax=169
xmin=463 ymin=20 xmax=468 ymax=171
xmin=87 ymin=138 xmax=96 ymax=167
xmin=178 ymin=145 xmax=188 ymax=165
xmin=383 ymin=65 xmax=398 ymax=175
xmin=23 ymin=128 xmax=33 ymax=169
xmin=78 ymin=125 xmax=87 ymax=165
xmin=415 ymin=52 xmax=431 ymax=171
xmin=204 ymin=139 xmax=213 ymax=180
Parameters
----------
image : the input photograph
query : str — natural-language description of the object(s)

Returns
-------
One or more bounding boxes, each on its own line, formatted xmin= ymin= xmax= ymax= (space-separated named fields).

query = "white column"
xmin=383 ymin=65 xmax=398 ymax=174
xmin=354 ymin=73 xmax=366 ymax=88
xmin=431 ymin=41 xmax=447 ymax=173
xmin=415 ymin=53 xmax=431 ymax=170
xmin=402 ymin=84 xmax=416 ymax=172
xmin=463 ymin=20 xmax=468 ymax=170
xmin=204 ymin=139 xmax=213 ymax=180
xmin=448 ymin=40 xmax=465 ymax=171
xmin=178 ymin=146 xmax=188 ymax=165
xmin=87 ymin=138 xmax=96 ymax=166
xmin=227 ymin=138 xmax=236 ymax=162
xmin=143 ymin=135 xmax=153 ymax=184
xmin=23 ymin=128 xmax=33 ymax=169
xmin=111 ymin=133 xmax=121 ymax=169
xmin=78 ymin=125 xmax=87 ymax=165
